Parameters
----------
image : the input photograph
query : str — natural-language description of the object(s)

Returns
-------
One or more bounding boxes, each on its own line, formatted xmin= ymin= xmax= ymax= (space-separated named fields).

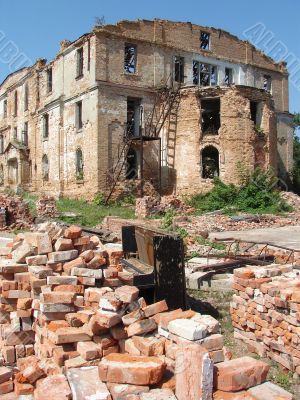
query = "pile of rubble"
xmin=231 ymin=264 xmax=300 ymax=377
xmin=0 ymin=223 xmax=294 ymax=399
xmin=281 ymin=191 xmax=300 ymax=213
xmin=135 ymin=195 xmax=194 ymax=219
xmin=0 ymin=195 xmax=32 ymax=230
xmin=36 ymin=195 xmax=58 ymax=219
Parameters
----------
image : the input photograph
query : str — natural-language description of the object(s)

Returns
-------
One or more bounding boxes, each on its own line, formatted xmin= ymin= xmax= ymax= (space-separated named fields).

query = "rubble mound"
xmin=280 ymin=191 xmax=300 ymax=212
xmin=36 ymin=194 xmax=58 ymax=219
xmin=135 ymin=195 xmax=195 ymax=218
xmin=0 ymin=194 xmax=32 ymax=230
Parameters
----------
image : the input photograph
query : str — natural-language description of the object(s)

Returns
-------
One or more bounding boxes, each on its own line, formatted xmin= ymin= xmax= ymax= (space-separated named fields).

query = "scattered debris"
xmin=36 ymin=195 xmax=58 ymax=219
xmin=0 ymin=194 xmax=32 ymax=230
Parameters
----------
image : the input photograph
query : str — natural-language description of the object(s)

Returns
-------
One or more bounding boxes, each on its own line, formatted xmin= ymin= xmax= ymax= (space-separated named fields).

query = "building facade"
xmin=0 ymin=19 xmax=293 ymax=199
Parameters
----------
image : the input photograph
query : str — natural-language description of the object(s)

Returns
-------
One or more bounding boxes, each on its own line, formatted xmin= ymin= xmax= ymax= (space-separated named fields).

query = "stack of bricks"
xmin=230 ymin=263 xmax=300 ymax=376
xmin=36 ymin=195 xmax=58 ymax=219
xmin=0 ymin=223 xmax=295 ymax=399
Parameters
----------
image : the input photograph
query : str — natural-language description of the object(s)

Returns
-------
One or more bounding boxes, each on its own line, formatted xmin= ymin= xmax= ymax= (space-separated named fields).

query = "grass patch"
xmin=186 ymin=168 xmax=292 ymax=215
xmin=56 ymin=197 xmax=135 ymax=227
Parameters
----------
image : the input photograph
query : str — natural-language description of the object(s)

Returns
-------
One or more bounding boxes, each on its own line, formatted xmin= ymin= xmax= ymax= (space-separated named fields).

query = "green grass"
xmin=56 ymin=197 xmax=135 ymax=227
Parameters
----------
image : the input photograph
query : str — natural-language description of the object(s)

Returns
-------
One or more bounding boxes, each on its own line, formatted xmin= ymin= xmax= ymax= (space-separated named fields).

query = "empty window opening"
xmin=13 ymin=127 xmax=17 ymax=141
xmin=75 ymin=101 xmax=83 ymax=130
xmin=263 ymin=75 xmax=272 ymax=92
xmin=202 ymin=146 xmax=219 ymax=179
xmin=193 ymin=62 xmax=217 ymax=86
xmin=76 ymin=148 xmax=84 ymax=180
xmin=225 ymin=68 xmax=233 ymax=85
xmin=200 ymin=31 xmax=210 ymax=50
xmin=174 ymin=56 xmax=184 ymax=83
xmin=201 ymin=98 xmax=221 ymax=135
xmin=250 ymin=101 xmax=263 ymax=128
xmin=127 ymin=98 xmax=142 ymax=137
xmin=76 ymin=47 xmax=84 ymax=77
xmin=14 ymin=91 xmax=18 ymax=116
xmin=24 ymin=84 xmax=29 ymax=111
xmin=43 ymin=114 xmax=49 ymax=139
xmin=0 ymin=164 xmax=4 ymax=185
xmin=47 ymin=68 xmax=53 ymax=93
xmin=3 ymin=100 xmax=7 ymax=118
xmin=22 ymin=122 xmax=28 ymax=146
xmin=42 ymin=155 xmax=49 ymax=181
xmin=126 ymin=148 xmax=138 ymax=180
xmin=0 ymin=136 xmax=3 ymax=154
xmin=124 ymin=44 xmax=137 ymax=74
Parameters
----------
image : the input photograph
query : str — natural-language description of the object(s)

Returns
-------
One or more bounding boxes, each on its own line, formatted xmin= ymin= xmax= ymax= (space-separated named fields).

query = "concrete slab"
xmin=210 ymin=225 xmax=300 ymax=250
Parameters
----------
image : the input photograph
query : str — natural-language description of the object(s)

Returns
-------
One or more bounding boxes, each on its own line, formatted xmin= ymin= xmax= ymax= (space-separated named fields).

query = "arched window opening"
xmin=126 ymin=148 xmax=138 ymax=180
xmin=201 ymin=146 xmax=219 ymax=179
xmin=76 ymin=148 xmax=84 ymax=180
xmin=42 ymin=155 xmax=49 ymax=181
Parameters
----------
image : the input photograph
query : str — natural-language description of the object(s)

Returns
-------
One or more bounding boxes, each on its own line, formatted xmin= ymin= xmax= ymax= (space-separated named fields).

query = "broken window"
xmin=126 ymin=147 xmax=138 ymax=180
xmin=174 ymin=56 xmax=184 ymax=83
xmin=127 ymin=98 xmax=141 ymax=137
xmin=124 ymin=44 xmax=137 ymax=74
xmin=43 ymin=114 xmax=49 ymax=139
xmin=14 ymin=91 xmax=18 ymax=116
xmin=42 ymin=154 xmax=49 ymax=181
xmin=0 ymin=136 xmax=3 ymax=154
xmin=22 ymin=122 xmax=28 ymax=146
xmin=0 ymin=165 xmax=3 ymax=185
xmin=200 ymin=31 xmax=210 ymax=50
xmin=24 ymin=83 xmax=29 ymax=111
xmin=202 ymin=146 xmax=219 ymax=179
xmin=76 ymin=148 xmax=84 ymax=180
xmin=76 ymin=47 xmax=84 ymax=77
xmin=75 ymin=101 xmax=83 ymax=130
xmin=225 ymin=68 xmax=233 ymax=85
xmin=201 ymin=98 xmax=221 ymax=135
xmin=3 ymin=100 xmax=7 ymax=118
xmin=47 ymin=68 xmax=52 ymax=93
xmin=263 ymin=75 xmax=272 ymax=92
xmin=193 ymin=61 xmax=217 ymax=86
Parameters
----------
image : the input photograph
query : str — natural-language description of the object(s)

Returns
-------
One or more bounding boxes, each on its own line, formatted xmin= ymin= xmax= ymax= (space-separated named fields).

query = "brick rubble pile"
xmin=231 ymin=264 xmax=300 ymax=378
xmin=135 ymin=195 xmax=195 ymax=219
xmin=36 ymin=195 xmax=58 ymax=219
xmin=0 ymin=195 xmax=32 ymax=230
xmin=0 ymin=223 xmax=294 ymax=399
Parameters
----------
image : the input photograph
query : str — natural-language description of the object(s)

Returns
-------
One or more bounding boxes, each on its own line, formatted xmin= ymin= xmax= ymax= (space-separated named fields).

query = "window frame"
xmin=14 ymin=91 xmax=18 ymax=116
xmin=0 ymin=135 xmax=4 ymax=154
xmin=263 ymin=74 xmax=272 ymax=92
xmin=75 ymin=148 xmax=84 ymax=180
xmin=22 ymin=122 xmax=28 ymax=146
xmin=3 ymin=99 xmax=7 ymax=118
xmin=42 ymin=154 xmax=49 ymax=181
xmin=76 ymin=47 xmax=84 ymax=78
xmin=193 ymin=61 xmax=217 ymax=86
xmin=225 ymin=68 xmax=234 ymax=85
xmin=174 ymin=56 xmax=185 ymax=83
xmin=24 ymin=83 xmax=29 ymax=111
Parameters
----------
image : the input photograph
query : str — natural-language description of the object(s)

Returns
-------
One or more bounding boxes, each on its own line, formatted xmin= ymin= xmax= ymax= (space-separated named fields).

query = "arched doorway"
xmin=201 ymin=146 xmax=219 ymax=179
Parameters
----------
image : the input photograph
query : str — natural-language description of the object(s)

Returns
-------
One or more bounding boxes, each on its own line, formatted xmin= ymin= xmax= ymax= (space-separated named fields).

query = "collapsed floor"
xmin=0 ymin=222 xmax=295 ymax=399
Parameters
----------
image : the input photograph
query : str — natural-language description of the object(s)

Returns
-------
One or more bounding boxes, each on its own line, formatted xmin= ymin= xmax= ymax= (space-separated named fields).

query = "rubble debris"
xmin=0 ymin=222 xmax=294 ymax=399
xmin=0 ymin=194 xmax=32 ymax=230
xmin=36 ymin=195 xmax=59 ymax=219
xmin=135 ymin=195 xmax=195 ymax=219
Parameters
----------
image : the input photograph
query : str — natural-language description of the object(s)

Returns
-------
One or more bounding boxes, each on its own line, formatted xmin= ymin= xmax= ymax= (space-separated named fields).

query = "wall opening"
xmin=76 ymin=148 xmax=84 ymax=180
xmin=8 ymin=158 xmax=18 ymax=185
xmin=174 ymin=56 xmax=184 ymax=83
xmin=126 ymin=147 xmax=138 ymax=180
xmin=225 ymin=68 xmax=233 ymax=85
xmin=201 ymin=146 xmax=219 ymax=179
xmin=201 ymin=98 xmax=221 ymax=135
xmin=127 ymin=98 xmax=142 ymax=137
xmin=200 ymin=31 xmax=210 ymax=50
xmin=124 ymin=44 xmax=137 ymax=74
xmin=42 ymin=155 xmax=49 ymax=181
xmin=250 ymin=101 xmax=263 ymax=128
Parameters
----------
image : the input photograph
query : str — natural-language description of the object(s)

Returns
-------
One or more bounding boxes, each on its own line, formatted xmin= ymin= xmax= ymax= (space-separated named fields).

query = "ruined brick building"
xmin=0 ymin=20 xmax=293 ymax=200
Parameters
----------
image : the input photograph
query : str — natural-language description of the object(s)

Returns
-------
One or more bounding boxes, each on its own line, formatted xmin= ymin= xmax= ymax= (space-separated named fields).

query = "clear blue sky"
xmin=0 ymin=0 xmax=299 ymax=112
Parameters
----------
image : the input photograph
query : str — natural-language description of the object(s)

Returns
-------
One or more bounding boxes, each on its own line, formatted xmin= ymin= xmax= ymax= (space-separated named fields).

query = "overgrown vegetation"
xmin=187 ymin=167 xmax=292 ymax=215
xmin=293 ymin=113 xmax=300 ymax=194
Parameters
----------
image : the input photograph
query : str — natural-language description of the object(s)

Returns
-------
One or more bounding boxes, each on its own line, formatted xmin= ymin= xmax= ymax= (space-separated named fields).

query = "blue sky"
xmin=0 ymin=0 xmax=299 ymax=112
